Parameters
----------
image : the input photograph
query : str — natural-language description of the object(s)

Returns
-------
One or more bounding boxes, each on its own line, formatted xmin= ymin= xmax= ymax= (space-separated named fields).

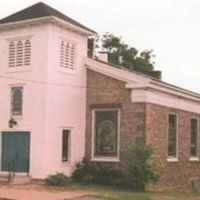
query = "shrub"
xmin=44 ymin=172 xmax=69 ymax=186
xmin=72 ymin=144 xmax=159 ymax=191
xmin=72 ymin=159 xmax=124 ymax=186
xmin=123 ymin=143 xmax=160 ymax=191
xmin=72 ymin=159 xmax=96 ymax=183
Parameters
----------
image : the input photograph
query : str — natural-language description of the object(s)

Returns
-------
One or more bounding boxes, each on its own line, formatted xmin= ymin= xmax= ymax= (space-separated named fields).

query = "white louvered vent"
xmin=8 ymin=42 xmax=15 ymax=67
xmin=24 ymin=40 xmax=31 ymax=66
xmin=8 ymin=39 xmax=31 ymax=67
xmin=16 ymin=41 xmax=23 ymax=67
xmin=60 ymin=40 xmax=76 ymax=69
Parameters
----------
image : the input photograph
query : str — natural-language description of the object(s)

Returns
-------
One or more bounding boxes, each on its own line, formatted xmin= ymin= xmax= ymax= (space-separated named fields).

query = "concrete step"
xmin=10 ymin=175 xmax=31 ymax=185
xmin=0 ymin=175 xmax=9 ymax=184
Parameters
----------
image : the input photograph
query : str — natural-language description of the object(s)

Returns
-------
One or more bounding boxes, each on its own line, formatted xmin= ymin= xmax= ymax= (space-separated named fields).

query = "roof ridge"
xmin=0 ymin=2 xmax=40 ymax=23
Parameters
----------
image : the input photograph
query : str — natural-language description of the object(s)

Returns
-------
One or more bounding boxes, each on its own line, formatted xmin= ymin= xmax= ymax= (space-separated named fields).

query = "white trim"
xmin=167 ymin=113 xmax=178 ymax=160
xmin=131 ymin=89 xmax=200 ymax=114
xmin=189 ymin=157 xmax=200 ymax=162
xmin=85 ymin=57 xmax=149 ymax=84
xmin=151 ymin=81 xmax=200 ymax=99
xmin=91 ymin=157 xmax=119 ymax=162
xmin=91 ymin=108 xmax=120 ymax=162
xmin=129 ymin=85 xmax=200 ymax=103
xmin=167 ymin=157 xmax=179 ymax=162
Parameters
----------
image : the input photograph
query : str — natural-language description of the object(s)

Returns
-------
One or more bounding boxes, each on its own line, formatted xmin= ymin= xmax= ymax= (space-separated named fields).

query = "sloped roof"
xmin=85 ymin=58 xmax=200 ymax=101
xmin=0 ymin=2 xmax=96 ymax=33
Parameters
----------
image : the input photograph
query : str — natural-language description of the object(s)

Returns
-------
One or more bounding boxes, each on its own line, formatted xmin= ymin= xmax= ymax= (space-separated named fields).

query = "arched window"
xmin=94 ymin=109 xmax=119 ymax=156
xmin=8 ymin=42 xmax=16 ymax=67
xmin=97 ymin=120 xmax=117 ymax=154
xmin=11 ymin=87 xmax=23 ymax=116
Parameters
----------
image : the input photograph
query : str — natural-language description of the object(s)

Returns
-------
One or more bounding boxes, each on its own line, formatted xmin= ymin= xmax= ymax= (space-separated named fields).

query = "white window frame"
xmin=167 ymin=113 xmax=179 ymax=162
xmin=91 ymin=108 xmax=120 ymax=162
xmin=190 ymin=118 xmax=199 ymax=161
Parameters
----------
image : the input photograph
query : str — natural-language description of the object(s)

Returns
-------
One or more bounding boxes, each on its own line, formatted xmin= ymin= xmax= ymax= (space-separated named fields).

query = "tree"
xmin=88 ymin=33 xmax=156 ymax=75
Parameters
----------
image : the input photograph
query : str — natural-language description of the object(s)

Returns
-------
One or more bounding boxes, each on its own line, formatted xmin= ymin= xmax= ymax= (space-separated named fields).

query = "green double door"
xmin=1 ymin=132 xmax=30 ymax=173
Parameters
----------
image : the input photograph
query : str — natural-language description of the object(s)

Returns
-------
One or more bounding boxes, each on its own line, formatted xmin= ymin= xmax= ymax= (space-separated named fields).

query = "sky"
xmin=0 ymin=0 xmax=200 ymax=93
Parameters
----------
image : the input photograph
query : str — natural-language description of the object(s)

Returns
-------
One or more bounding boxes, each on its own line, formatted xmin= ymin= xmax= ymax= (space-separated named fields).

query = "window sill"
xmin=61 ymin=161 xmax=71 ymax=165
xmin=167 ymin=157 xmax=178 ymax=162
xmin=6 ymin=67 xmax=31 ymax=74
xmin=190 ymin=157 xmax=199 ymax=162
xmin=91 ymin=157 xmax=120 ymax=162
xmin=58 ymin=67 xmax=76 ymax=75
xmin=11 ymin=115 xmax=23 ymax=120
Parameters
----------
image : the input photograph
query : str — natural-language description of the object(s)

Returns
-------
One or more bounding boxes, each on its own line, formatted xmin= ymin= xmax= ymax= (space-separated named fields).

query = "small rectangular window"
xmin=168 ymin=114 xmax=177 ymax=157
xmin=11 ymin=87 xmax=23 ymax=116
xmin=190 ymin=118 xmax=198 ymax=157
xmin=62 ymin=130 xmax=70 ymax=162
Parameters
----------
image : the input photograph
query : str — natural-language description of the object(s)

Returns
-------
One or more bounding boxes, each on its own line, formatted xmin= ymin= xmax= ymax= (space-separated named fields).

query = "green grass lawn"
xmin=60 ymin=183 xmax=200 ymax=200
xmin=96 ymin=189 xmax=200 ymax=200
xmin=98 ymin=190 xmax=200 ymax=200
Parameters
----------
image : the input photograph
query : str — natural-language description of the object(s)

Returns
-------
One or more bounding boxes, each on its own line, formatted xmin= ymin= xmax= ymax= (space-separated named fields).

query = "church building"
xmin=0 ymin=2 xmax=200 ymax=189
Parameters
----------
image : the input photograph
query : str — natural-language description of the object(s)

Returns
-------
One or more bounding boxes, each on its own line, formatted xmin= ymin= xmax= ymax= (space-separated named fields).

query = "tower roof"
xmin=0 ymin=2 xmax=95 ymax=33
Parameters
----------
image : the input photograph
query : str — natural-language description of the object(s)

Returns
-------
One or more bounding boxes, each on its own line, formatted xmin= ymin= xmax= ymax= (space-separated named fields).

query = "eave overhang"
xmin=0 ymin=16 xmax=96 ymax=36
xmin=85 ymin=57 xmax=200 ymax=113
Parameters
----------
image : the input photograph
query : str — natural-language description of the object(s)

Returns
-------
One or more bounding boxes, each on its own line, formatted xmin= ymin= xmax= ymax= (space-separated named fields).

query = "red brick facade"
xmin=146 ymin=104 xmax=200 ymax=190
xmin=86 ymin=69 xmax=200 ymax=190
xmin=86 ymin=69 xmax=146 ymax=163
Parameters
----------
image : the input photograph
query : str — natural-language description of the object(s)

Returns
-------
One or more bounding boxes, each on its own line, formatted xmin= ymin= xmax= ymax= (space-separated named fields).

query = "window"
xmin=8 ymin=40 xmax=31 ymax=67
xmin=190 ymin=118 xmax=198 ymax=157
xmin=62 ymin=130 xmax=70 ymax=162
xmin=11 ymin=87 xmax=23 ymax=116
xmin=93 ymin=109 xmax=119 ymax=157
xmin=60 ymin=40 xmax=75 ymax=69
xmin=168 ymin=114 xmax=177 ymax=158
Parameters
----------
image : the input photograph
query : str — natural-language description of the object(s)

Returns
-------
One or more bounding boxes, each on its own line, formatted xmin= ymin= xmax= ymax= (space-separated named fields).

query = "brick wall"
xmin=86 ymin=69 xmax=146 ymax=165
xmin=145 ymin=103 xmax=200 ymax=190
xmin=86 ymin=69 xmax=200 ymax=190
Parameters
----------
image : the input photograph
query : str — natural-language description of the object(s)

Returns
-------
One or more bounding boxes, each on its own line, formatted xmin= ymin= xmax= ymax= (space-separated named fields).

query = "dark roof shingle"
xmin=0 ymin=2 xmax=95 ymax=33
